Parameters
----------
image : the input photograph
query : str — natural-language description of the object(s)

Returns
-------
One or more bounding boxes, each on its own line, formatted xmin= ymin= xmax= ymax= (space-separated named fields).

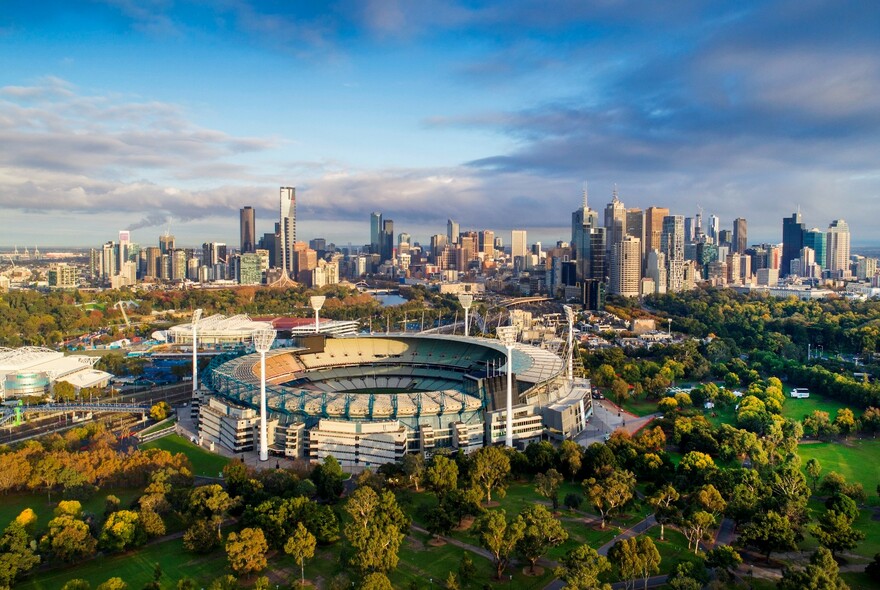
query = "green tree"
xmin=284 ymin=522 xmax=316 ymax=588
xmin=458 ymin=552 xmax=476 ymax=585
xmin=99 ymin=510 xmax=145 ymax=553
xmin=738 ymin=511 xmax=798 ymax=561
xmin=558 ymin=440 xmax=583 ymax=481
xmin=705 ymin=545 xmax=742 ymax=582
xmin=554 ymin=544 xmax=611 ymax=590
xmin=359 ymin=572 xmax=393 ymax=590
xmin=834 ymin=408 xmax=857 ymax=438
xmin=96 ymin=578 xmax=128 ymax=590
xmin=426 ymin=455 xmax=458 ymax=495
xmin=611 ymin=378 xmax=630 ymax=407
xmin=534 ymin=468 xmax=564 ymax=510
xmin=225 ymin=527 xmax=268 ymax=578
xmin=444 ymin=571 xmax=460 ymax=590
xmin=311 ymin=455 xmax=344 ymax=501
xmin=647 ymin=484 xmax=679 ymax=541
xmin=61 ymin=581 xmax=91 ymax=590
xmin=608 ymin=536 xmax=660 ymax=590
xmin=53 ymin=380 xmax=77 ymax=402
xmin=516 ymin=505 xmax=568 ymax=573
xmin=583 ymin=469 xmax=636 ymax=529
xmin=682 ymin=510 xmax=715 ymax=554
xmin=594 ymin=364 xmax=617 ymax=387
xmin=470 ymin=446 xmax=510 ymax=503
xmin=188 ymin=484 xmax=232 ymax=538
xmin=183 ymin=518 xmax=221 ymax=554
xmin=811 ymin=509 xmax=865 ymax=558
xmin=805 ymin=458 xmax=822 ymax=492
xmin=40 ymin=514 xmax=97 ymax=562
xmin=401 ymin=453 xmax=425 ymax=491
xmin=344 ymin=487 xmax=407 ymax=574
xmin=476 ymin=509 xmax=525 ymax=579
xmin=778 ymin=547 xmax=848 ymax=590
xmin=0 ymin=522 xmax=40 ymax=587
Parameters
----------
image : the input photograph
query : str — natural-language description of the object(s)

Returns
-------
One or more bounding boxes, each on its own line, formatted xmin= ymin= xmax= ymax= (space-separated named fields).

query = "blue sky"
xmin=1 ymin=1 xmax=879 ymax=248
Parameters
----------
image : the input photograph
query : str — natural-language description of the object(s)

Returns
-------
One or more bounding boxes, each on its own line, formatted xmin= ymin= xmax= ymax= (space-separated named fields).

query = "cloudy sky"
xmin=1 ymin=1 xmax=879 ymax=249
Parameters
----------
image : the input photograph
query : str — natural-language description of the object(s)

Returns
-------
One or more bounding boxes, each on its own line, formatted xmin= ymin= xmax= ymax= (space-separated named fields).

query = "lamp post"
xmin=458 ymin=294 xmax=474 ymax=337
xmin=252 ymin=328 xmax=277 ymax=462
xmin=310 ymin=296 xmax=326 ymax=334
xmin=497 ymin=325 xmax=519 ymax=448
xmin=563 ymin=305 xmax=575 ymax=383
xmin=191 ymin=309 xmax=202 ymax=396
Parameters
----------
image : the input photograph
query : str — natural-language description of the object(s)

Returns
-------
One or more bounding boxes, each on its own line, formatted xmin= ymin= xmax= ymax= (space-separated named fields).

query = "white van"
xmin=790 ymin=388 xmax=810 ymax=399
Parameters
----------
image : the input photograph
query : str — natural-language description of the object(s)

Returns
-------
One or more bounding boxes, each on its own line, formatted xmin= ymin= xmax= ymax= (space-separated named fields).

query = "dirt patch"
xmin=523 ymin=566 xmax=545 ymax=576
xmin=428 ymin=537 xmax=447 ymax=547
xmin=455 ymin=516 xmax=476 ymax=531
xmin=483 ymin=500 xmax=501 ymax=508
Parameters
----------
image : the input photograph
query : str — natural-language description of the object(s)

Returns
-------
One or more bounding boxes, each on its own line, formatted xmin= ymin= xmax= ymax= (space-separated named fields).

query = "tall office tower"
xmin=430 ymin=234 xmax=448 ymax=262
xmin=370 ymin=212 xmax=382 ymax=255
xmin=511 ymin=229 xmax=528 ymax=261
xmin=240 ymin=206 xmax=256 ymax=253
xmin=694 ymin=209 xmax=704 ymax=240
xmin=708 ymin=215 xmax=720 ymax=242
xmin=171 ymin=249 xmax=187 ymax=281
xmin=159 ymin=233 xmax=175 ymax=256
xmin=661 ymin=215 xmax=685 ymax=292
xmin=726 ymin=253 xmax=741 ymax=285
xmin=144 ymin=246 xmax=161 ymax=278
xmin=398 ymin=232 xmax=411 ymax=247
xmin=604 ymin=189 xmax=626 ymax=254
xmin=447 ymin=219 xmax=460 ymax=245
xmin=733 ymin=218 xmax=747 ymax=254
xmin=101 ymin=241 xmax=116 ymax=279
xmin=381 ymin=219 xmax=394 ymax=262
xmin=645 ymin=207 xmax=670 ymax=253
xmin=310 ymin=238 xmax=327 ymax=252
xmin=279 ymin=187 xmax=296 ymax=275
xmin=458 ymin=235 xmax=478 ymax=270
xmin=782 ymin=211 xmax=806 ymax=277
xmin=478 ymin=230 xmax=495 ymax=258
xmin=645 ymin=250 xmax=667 ymax=294
xmin=625 ymin=208 xmax=645 ymax=263
xmin=572 ymin=186 xmax=604 ymax=281
xmin=803 ymin=228 xmax=826 ymax=269
xmin=826 ymin=219 xmax=851 ymax=276
xmin=684 ymin=218 xmax=694 ymax=244
xmin=117 ymin=231 xmax=131 ymax=274
xmin=610 ymin=236 xmax=641 ymax=297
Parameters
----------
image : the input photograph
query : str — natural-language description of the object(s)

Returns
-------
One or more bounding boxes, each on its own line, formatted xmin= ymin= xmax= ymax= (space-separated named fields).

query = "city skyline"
xmin=1 ymin=2 xmax=879 ymax=247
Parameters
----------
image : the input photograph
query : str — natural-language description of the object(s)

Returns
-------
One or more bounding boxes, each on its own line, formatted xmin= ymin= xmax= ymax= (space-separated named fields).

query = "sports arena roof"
xmin=168 ymin=314 xmax=273 ymax=345
xmin=0 ymin=347 xmax=111 ymax=397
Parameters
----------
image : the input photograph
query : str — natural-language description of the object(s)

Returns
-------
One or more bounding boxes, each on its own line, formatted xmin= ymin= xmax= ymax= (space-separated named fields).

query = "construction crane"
xmin=115 ymin=301 xmax=131 ymax=328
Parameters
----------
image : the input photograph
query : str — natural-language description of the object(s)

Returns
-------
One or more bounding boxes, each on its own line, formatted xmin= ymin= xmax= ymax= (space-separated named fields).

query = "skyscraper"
xmin=610 ymin=236 xmax=641 ymax=297
xmin=782 ymin=211 xmax=806 ymax=277
xmin=117 ymin=230 xmax=131 ymax=274
xmin=511 ymin=230 xmax=528 ymax=262
xmin=447 ymin=219 xmax=460 ymax=245
xmin=733 ymin=218 xmax=747 ymax=254
xmin=572 ymin=186 xmax=604 ymax=281
xmin=826 ymin=219 xmax=851 ymax=276
xmin=645 ymin=207 xmax=669 ymax=253
xmin=370 ymin=212 xmax=382 ymax=255
xmin=803 ymin=228 xmax=826 ymax=269
xmin=604 ymin=189 xmax=626 ymax=255
xmin=280 ymin=187 xmax=296 ymax=274
xmin=381 ymin=219 xmax=394 ymax=262
xmin=708 ymin=215 xmax=720 ymax=242
xmin=661 ymin=215 xmax=685 ymax=292
xmin=159 ymin=233 xmax=175 ymax=256
xmin=240 ymin=206 xmax=256 ymax=253
xmin=478 ymin=230 xmax=495 ymax=259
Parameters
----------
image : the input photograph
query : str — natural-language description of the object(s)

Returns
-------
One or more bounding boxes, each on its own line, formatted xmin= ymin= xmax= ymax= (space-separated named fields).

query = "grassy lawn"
xmin=644 ymin=527 xmax=701 ymax=575
xmin=621 ymin=396 xmax=659 ymax=417
xmin=842 ymin=571 xmax=878 ymax=590
xmin=781 ymin=391 xmax=851 ymax=422
xmin=0 ymin=488 xmax=142 ymax=534
xmin=21 ymin=537 xmax=230 ymax=590
xmin=797 ymin=439 xmax=880 ymax=505
xmin=141 ymin=433 xmax=230 ymax=477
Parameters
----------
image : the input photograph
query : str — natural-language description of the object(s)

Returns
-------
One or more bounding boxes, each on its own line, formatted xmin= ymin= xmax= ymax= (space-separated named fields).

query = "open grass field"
xmin=21 ymin=537 xmax=230 ymax=590
xmin=0 ymin=488 xmax=142 ymax=534
xmin=141 ymin=433 xmax=230 ymax=477
xmin=797 ymin=439 xmax=880 ymax=505
xmin=781 ymin=391 xmax=852 ymax=423
xmin=621 ymin=396 xmax=659 ymax=417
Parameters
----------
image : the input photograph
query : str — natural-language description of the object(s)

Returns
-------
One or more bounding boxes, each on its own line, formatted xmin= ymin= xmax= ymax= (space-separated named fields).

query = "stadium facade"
xmin=198 ymin=333 xmax=592 ymax=467
xmin=0 ymin=347 xmax=112 ymax=399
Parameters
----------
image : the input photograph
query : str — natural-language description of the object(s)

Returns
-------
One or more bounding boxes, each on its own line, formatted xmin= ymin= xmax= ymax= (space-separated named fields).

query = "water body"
xmin=373 ymin=293 xmax=407 ymax=307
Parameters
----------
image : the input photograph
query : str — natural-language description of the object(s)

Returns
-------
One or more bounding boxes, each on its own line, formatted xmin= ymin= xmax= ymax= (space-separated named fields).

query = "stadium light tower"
xmin=191 ymin=309 xmax=203 ymax=395
xmin=563 ymin=305 xmax=575 ymax=383
xmin=310 ymin=295 xmax=326 ymax=334
xmin=496 ymin=325 xmax=519 ymax=448
xmin=252 ymin=328 xmax=277 ymax=462
xmin=458 ymin=294 xmax=474 ymax=337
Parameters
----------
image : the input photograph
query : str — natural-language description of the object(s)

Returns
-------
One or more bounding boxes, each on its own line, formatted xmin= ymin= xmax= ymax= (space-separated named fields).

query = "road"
xmin=576 ymin=400 xmax=661 ymax=447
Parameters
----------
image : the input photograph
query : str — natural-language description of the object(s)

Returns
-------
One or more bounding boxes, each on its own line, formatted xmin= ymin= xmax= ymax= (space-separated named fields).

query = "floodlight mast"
xmin=496 ymin=326 xmax=519 ymax=448
xmin=310 ymin=296 xmax=326 ymax=334
xmin=252 ymin=329 xmax=277 ymax=462
xmin=563 ymin=306 xmax=575 ymax=383
xmin=458 ymin=294 xmax=474 ymax=337
xmin=191 ymin=309 xmax=203 ymax=395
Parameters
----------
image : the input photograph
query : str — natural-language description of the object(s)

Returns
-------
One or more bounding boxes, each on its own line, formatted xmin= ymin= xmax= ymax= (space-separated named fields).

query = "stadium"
xmin=199 ymin=333 xmax=592 ymax=467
